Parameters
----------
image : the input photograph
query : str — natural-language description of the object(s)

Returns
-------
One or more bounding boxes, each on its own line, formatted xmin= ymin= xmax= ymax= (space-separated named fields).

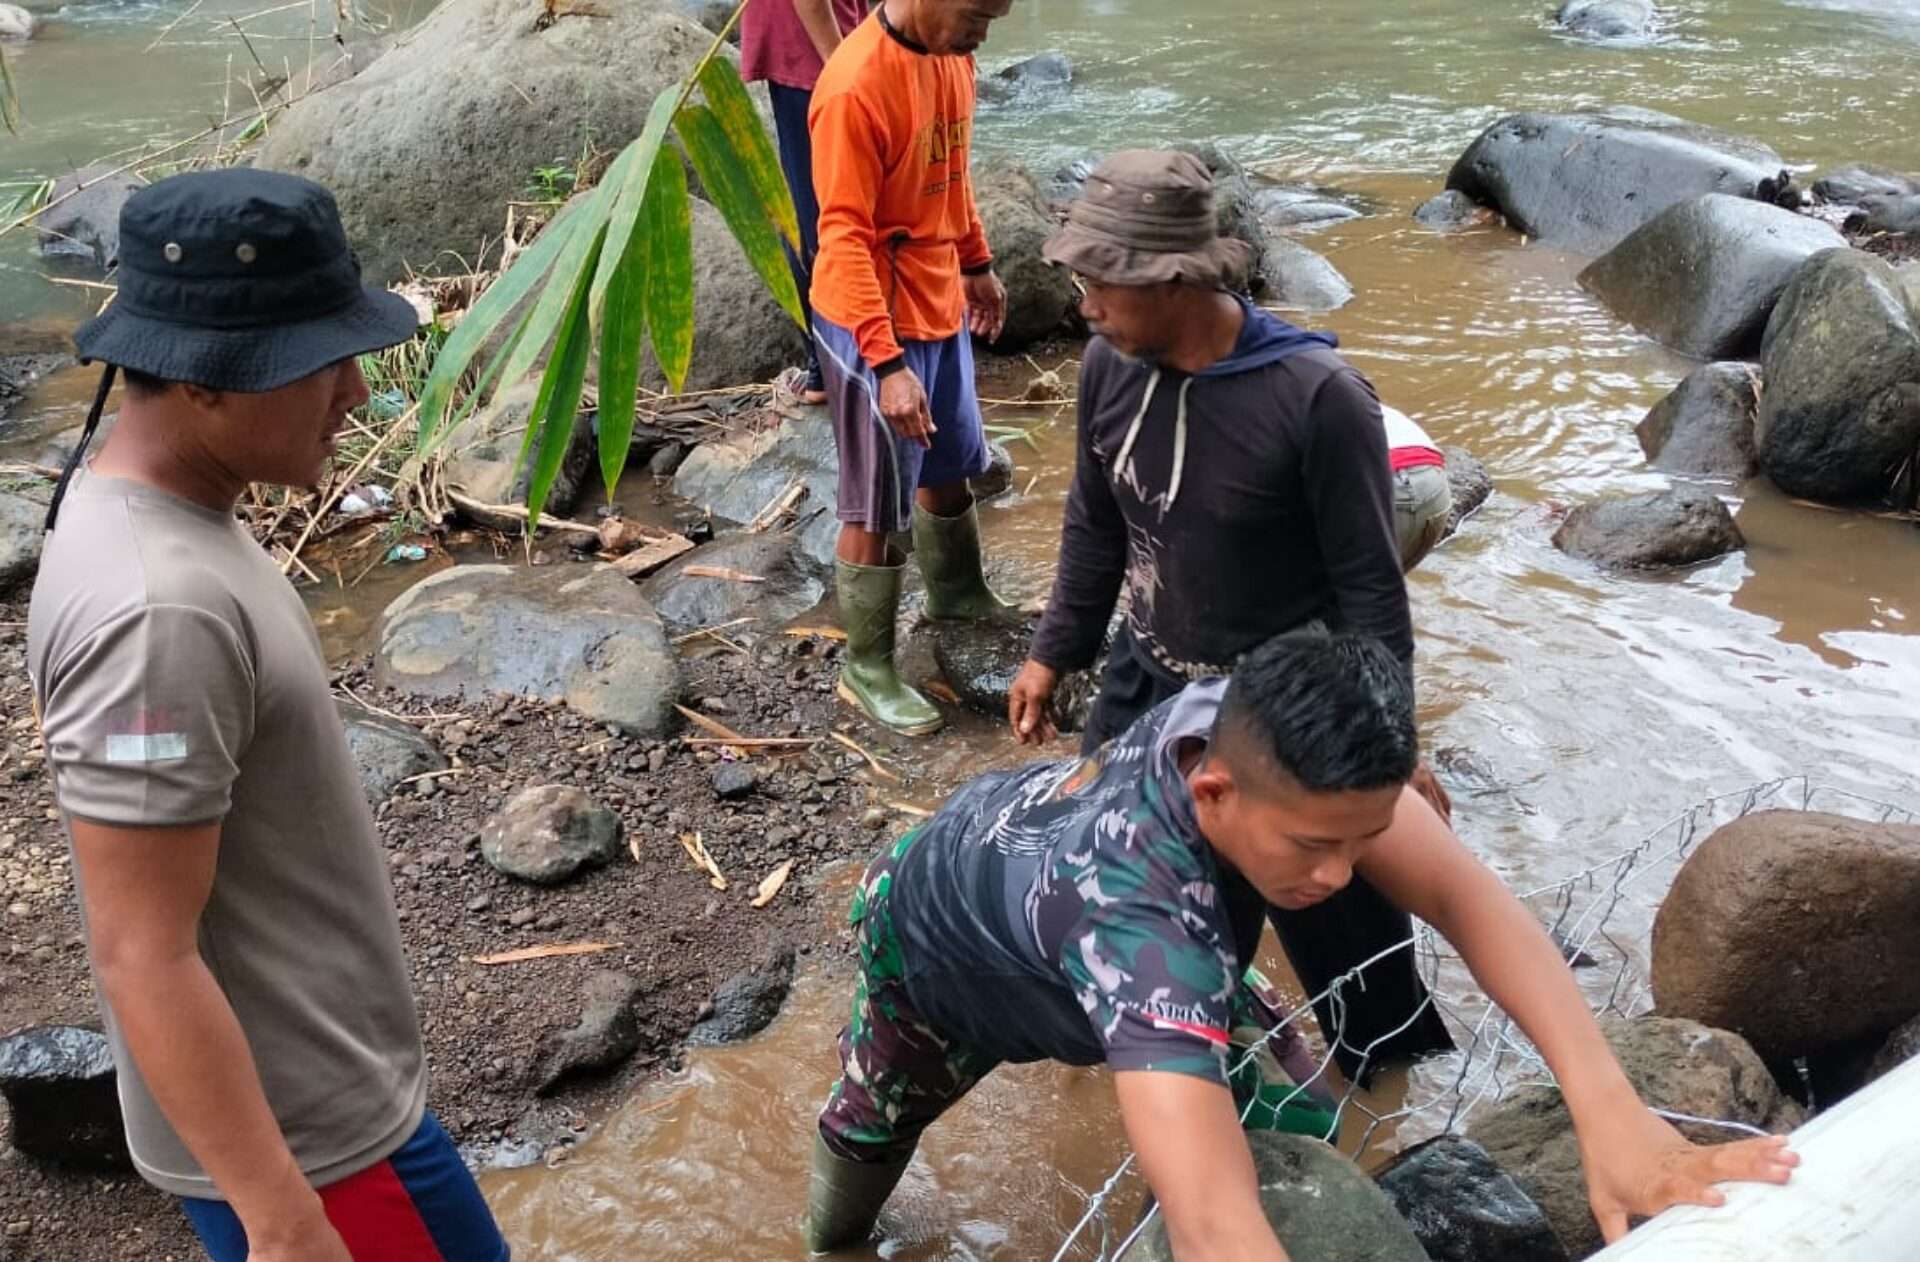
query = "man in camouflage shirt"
xmin=807 ymin=633 xmax=1799 ymax=1258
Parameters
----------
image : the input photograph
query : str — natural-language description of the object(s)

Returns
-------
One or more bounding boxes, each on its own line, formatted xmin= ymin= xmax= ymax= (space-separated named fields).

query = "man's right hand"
xmin=1008 ymin=659 xmax=1060 ymax=746
xmin=878 ymin=366 xmax=936 ymax=448
xmin=248 ymin=1206 xmax=353 ymax=1262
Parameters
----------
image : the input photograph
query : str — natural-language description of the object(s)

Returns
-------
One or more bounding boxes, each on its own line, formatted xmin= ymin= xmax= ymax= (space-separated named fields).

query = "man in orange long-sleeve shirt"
xmin=808 ymin=0 xmax=1016 ymax=738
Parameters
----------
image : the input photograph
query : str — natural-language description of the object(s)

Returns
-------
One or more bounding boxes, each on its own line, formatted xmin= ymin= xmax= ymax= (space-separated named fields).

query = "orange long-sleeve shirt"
xmin=807 ymin=9 xmax=993 ymax=371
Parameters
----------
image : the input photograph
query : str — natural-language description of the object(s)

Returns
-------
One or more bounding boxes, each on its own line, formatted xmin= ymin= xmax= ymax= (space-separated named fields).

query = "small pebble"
xmin=509 ymin=908 xmax=537 ymax=929
xmin=466 ymin=894 xmax=493 ymax=913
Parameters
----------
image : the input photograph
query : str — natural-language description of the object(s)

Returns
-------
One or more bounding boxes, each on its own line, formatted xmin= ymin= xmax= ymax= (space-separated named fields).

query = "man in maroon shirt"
xmin=741 ymin=0 xmax=870 ymax=403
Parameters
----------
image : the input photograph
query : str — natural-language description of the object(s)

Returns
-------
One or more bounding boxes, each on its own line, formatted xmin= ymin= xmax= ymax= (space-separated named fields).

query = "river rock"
xmin=930 ymin=617 xmax=1096 ymax=734
xmin=1578 ymin=194 xmax=1847 ymax=359
xmin=667 ymin=0 xmax=734 ymax=39
xmin=1135 ymin=1131 xmax=1430 ymax=1262
xmin=337 ymin=699 xmax=447 ymax=805
xmin=641 ymin=531 xmax=823 ymax=634
xmin=0 ymin=1026 xmax=129 ymax=1170
xmin=1254 ymin=184 xmax=1366 ymax=233
xmin=673 ymin=413 xmax=840 ymax=572
xmin=1259 ymin=237 xmax=1354 ymax=311
xmin=1440 ymin=446 xmax=1492 ymax=535
xmin=440 ymin=381 xmax=598 ymax=527
xmin=974 ymin=158 xmax=1077 ymax=349
xmin=1756 ymin=248 xmax=1920 ymax=505
xmin=1413 ymin=189 xmax=1500 ymax=231
xmin=376 ymin=564 xmax=681 ymax=736
xmin=0 ymin=4 xmax=34 ymax=42
xmin=1445 ymin=110 xmax=1785 ymax=256
xmin=977 ymin=51 xmax=1072 ymax=105
xmin=1651 ymin=810 xmax=1920 ymax=1064
xmin=0 ymin=490 xmax=44 ymax=594
xmin=0 ymin=344 xmax=72 ymax=423
xmin=1173 ymin=141 xmax=1269 ymax=283
xmin=1552 ymin=486 xmax=1743 ymax=571
xmin=1851 ymin=192 xmax=1920 ymax=236
xmin=38 ymin=165 xmax=143 ymax=272
xmin=1556 ymin=0 xmax=1655 ymax=40
xmin=1866 ymin=1013 xmax=1920 ymax=1087
xmin=534 ymin=969 xmax=646 ymax=1092
xmin=254 ymin=0 xmax=722 ymax=284
xmin=1635 ymin=362 xmax=1761 ymax=481
xmin=1375 ymin=1135 xmax=1569 ymax=1262
xmin=1813 ymin=164 xmax=1918 ymax=205
xmin=687 ymin=947 xmax=796 ymax=1046
xmin=971 ymin=441 xmax=1015 ymax=501
xmin=1469 ymin=1016 xmax=1803 ymax=1259
xmin=481 ymin=784 xmax=623 ymax=885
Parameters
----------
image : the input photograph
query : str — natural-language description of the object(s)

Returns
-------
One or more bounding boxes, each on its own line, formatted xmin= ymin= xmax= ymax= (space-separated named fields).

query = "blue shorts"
xmin=180 ymin=1113 xmax=508 ymax=1261
xmin=812 ymin=315 xmax=991 ymax=535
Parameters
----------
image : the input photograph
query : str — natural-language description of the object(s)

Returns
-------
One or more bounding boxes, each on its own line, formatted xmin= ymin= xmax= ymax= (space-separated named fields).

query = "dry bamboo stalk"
xmin=830 ymin=731 xmax=900 ymax=783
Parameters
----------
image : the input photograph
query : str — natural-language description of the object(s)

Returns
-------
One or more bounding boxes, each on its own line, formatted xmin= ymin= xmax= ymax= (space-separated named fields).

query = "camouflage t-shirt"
xmin=887 ymin=679 xmax=1265 ymax=1083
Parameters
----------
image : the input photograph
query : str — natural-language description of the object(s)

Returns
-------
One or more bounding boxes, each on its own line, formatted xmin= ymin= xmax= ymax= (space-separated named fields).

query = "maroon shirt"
xmin=740 ymin=0 xmax=870 ymax=91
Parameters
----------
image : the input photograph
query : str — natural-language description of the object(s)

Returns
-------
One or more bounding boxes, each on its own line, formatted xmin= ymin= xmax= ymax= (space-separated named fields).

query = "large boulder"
xmin=1254 ymin=184 xmax=1366 ymax=233
xmin=687 ymin=947 xmax=797 ymax=1046
xmin=1375 ymin=1135 xmax=1569 ymax=1262
xmin=1813 ymin=164 xmax=1918 ymax=205
xmin=1852 ymin=192 xmax=1920 ymax=236
xmin=253 ymin=0 xmax=721 ymax=284
xmin=0 ymin=489 xmax=44 ymax=594
xmin=375 ymin=564 xmax=681 ymax=736
xmin=1260 ymin=237 xmax=1354 ymax=312
xmin=974 ymin=158 xmax=1077 ymax=350
xmin=1635 ymin=362 xmax=1761 ymax=481
xmin=1577 ymin=194 xmax=1846 ymax=359
xmin=481 ymin=784 xmax=624 ymax=885
xmin=929 ymin=617 xmax=1098 ymax=734
xmin=640 ymin=531 xmax=824 ymax=633
xmin=643 ymin=196 xmax=808 ymax=392
xmin=1651 ymin=810 xmax=1920 ymax=1064
xmin=976 ymin=51 xmax=1072 ymax=106
xmin=1756 ymin=248 xmax=1920 ymax=505
xmin=1468 ymin=1016 xmax=1803 ymax=1259
xmin=37 ymin=165 xmax=143 ymax=271
xmin=1556 ymin=0 xmax=1655 ymax=40
xmin=1172 ymin=141 xmax=1269 ymax=285
xmin=1135 ymin=1132 xmax=1430 ymax=1262
xmin=0 ymin=1026 xmax=129 ymax=1170
xmin=441 ymin=380 xmax=598 ymax=527
xmin=336 ymin=699 xmax=447 ymax=805
xmin=1551 ymin=486 xmax=1743 ymax=571
xmin=1441 ymin=446 xmax=1492 ymax=535
xmin=672 ymin=413 xmax=840 ymax=573
xmin=1866 ymin=1013 xmax=1920 ymax=1088
xmin=534 ymin=969 xmax=647 ymax=1092
xmin=1444 ymin=110 xmax=1785 ymax=256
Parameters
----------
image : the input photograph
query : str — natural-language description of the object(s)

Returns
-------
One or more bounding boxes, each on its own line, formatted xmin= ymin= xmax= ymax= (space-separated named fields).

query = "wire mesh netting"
xmin=1049 ymin=776 xmax=1920 ymax=1262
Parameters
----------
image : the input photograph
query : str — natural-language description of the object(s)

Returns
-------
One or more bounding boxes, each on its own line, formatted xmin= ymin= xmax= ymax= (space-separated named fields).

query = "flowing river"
xmin=4 ymin=0 xmax=1919 ymax=1257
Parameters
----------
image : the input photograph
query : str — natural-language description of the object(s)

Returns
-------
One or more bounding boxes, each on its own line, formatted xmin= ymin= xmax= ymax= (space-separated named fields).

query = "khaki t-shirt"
xmin=27 ymin=470 xmax=426 ymax=1198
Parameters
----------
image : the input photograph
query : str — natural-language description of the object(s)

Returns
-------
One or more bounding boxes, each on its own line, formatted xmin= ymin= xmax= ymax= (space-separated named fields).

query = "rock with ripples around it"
xmin=1636 ymin=362 xmax=1762 ymax=482
xmin=1556 ymin=0 xmax=1655 ymax=41
xmin=1814 ymin=164 xmax=1919 ymax=205
xmin=1552 ymin=486 xmax=1743 ymax=571
xmin=1440 ymin=447 xmax=1492 ymax=535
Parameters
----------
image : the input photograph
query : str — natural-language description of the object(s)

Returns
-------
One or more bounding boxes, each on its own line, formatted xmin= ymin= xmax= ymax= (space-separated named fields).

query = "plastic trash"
xmin=386 ymin=544 xmax=429 ymax=563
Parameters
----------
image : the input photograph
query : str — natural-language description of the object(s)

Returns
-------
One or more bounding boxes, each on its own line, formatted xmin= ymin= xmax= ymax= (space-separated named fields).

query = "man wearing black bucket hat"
xmin=27 ymin=170 xmax=507 ymax=1261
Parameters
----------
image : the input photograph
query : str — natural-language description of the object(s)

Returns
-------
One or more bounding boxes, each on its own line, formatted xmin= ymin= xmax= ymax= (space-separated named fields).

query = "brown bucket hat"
xmin=1042 ymin=149 xmax=1252 ymax=288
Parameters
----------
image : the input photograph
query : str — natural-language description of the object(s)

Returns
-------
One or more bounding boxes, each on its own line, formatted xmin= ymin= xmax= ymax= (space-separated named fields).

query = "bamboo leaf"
xmin=642 ymin=145 xmax=695 ymax=393
xmin=416 ymin=194 xmax=589 ymax=452
xmin=1 ymin=45 xmax=21 ymax=135
xmin=589 ymin=90 xmax=679 ymax=322
xmin=675 ymin=104 xmax=805 ymax=328
xmin=596 ymin=249 xmax=646 ymax=498
xmin=523 ymin=244 xmax=600 ymax=522
xmin=696 ymin=55 xmax=800 ymax=253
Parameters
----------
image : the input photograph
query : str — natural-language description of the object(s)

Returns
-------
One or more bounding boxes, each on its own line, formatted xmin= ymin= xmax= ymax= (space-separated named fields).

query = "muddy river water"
xmin=4 ymin=0 xmax=1920 ymax=1257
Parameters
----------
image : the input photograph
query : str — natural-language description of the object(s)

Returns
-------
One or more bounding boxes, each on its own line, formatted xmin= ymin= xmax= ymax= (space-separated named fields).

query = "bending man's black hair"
xmin=1214 ymin=631 xmax=1419 ymax=793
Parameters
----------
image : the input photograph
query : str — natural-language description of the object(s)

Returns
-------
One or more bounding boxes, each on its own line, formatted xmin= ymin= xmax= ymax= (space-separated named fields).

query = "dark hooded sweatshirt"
xmin=1030 ymin=303 xmax=1413 ymax=680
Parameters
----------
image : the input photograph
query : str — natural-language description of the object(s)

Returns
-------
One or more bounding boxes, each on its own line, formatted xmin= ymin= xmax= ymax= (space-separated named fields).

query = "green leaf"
xmin=416 ymin=194 xmax=589 ymax=453
xmin=642 ymin=145 xmax=695 ymax=394
xmin=522 ymin=246 xmax=599 ymax=523
xmin=596 ymin=249 xmax=646 ymax=499
xmin=675 ymin=104 xmax=805 ymax=328
xmin=590 ymin=90 xmax=679 ymax=324
xmin=1 ymin=45 xmax=21 ymax=136
xmin=697 ymin=55 xmax=800 ymax=253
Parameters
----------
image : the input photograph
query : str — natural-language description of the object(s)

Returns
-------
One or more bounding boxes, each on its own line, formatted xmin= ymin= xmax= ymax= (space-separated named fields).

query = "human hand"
xmin=245 ymin=1198 xmax=352 ymax=1262
xmin=963 ymin=270 xmax=1008 ymax=343
xmin=1007 ymin=659 xmax=1060 ymax=746
xmin=1409 ymin=759 xmax=1451 ymax=825
xmin=1579 ymin=1105 xmax=1798 ymax=1243
xmin=877 ymin=367 xmax=935 ymax=448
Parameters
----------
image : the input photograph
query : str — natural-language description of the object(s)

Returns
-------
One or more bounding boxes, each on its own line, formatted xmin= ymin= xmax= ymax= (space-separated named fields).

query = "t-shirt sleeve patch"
xmin=1065 ymin=893 xmax=1237 ymax=1085
xmin=41 ymin=604 xmax=256 ymax=827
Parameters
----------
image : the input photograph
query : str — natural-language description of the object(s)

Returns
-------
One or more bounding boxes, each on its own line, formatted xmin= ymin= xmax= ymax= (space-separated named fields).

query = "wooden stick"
xmin=673 ymin=704 xmax=749 ymax=743
xmin=670 ymin=617 xmax=754 ymax=644
xmin=683 ymin=736 xmax=819 ymax=749
xmin=472 ymin=942 xmax=619 ymax=966
xmin=609 ymin=533 xmax=695 ymax=578
xmin=443 ymin=488 xmax=602 ymax=538
xmin=681 ymin=565 xmax=765 ymax=583
xmin=831 ymin=731 xmax=900 ymax=783
xmin=143 ymin=0 xmax=207 ymax=52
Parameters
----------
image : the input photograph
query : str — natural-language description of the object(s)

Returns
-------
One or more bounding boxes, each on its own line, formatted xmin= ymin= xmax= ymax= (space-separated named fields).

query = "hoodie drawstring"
xmin=1113 ymin=368 xmax=1194 ymax=516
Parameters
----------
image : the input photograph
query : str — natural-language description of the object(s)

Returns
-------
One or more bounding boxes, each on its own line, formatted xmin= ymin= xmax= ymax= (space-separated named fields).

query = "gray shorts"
xmin=1394 ymin=462 xmax=1453 ymax=573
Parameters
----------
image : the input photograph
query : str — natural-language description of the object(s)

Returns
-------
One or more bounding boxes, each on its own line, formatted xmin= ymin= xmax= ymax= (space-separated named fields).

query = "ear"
xmin=179 ymin=383 xmax=224 ymax=412
xmin=1187 ymin=760 xmax=1235 ymax=811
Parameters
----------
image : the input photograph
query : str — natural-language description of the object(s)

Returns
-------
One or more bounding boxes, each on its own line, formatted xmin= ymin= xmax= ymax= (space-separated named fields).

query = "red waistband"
xmin=1390 ymin=446 xmax=1446 ymax=472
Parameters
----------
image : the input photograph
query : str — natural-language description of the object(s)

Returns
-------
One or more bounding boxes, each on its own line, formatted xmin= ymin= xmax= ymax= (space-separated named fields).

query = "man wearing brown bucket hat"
xmin=1008 ymin=149 xmax=1456 ymax=1081
xmin=28 ymin=169 xmax=507 ymax=1261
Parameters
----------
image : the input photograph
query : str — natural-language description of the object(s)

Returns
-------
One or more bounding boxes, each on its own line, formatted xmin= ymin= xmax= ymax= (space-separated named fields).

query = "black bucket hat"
xmin=49 ymin=168 xmax=418 ymax=529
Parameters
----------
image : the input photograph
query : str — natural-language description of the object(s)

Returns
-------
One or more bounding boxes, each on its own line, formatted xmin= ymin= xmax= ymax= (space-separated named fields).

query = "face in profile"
xmin=195 ymin=357 xmax=371 ymax=490
xmin=1076 ymin=278 xmax=1182 ymax=362
xmin=924 ymin=0 xmax=1014 ymax=54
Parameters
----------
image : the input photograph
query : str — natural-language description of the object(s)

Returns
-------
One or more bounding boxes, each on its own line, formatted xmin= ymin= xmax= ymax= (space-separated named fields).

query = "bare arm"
xmin=1114 ymin=1072 xmax=1292 ymax=1262
xmin=1357 ymin=791 xmax=1798 ymax=1243
xmin=72 ymin=819 xmax=348 ymax=1262
xmin=791 ymin=0 xmax=846 ymax=66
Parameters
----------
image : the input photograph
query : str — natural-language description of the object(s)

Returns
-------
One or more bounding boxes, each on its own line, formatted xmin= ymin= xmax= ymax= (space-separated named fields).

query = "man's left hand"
xmin=964 ymin=270 xmax=1007 ymax=343
xmin=1580 ymin=1104 xmax=1798 ymax=1244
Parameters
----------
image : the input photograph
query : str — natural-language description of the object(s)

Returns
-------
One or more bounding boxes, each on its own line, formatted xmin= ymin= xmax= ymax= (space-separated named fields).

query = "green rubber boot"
xmin=806 ymin=1133 xmax=914 ymax=1253
xmin=912 ymin=500 xmax=1023 ymax=624
xmin=836 ymin=555 xmax=945 ymax=737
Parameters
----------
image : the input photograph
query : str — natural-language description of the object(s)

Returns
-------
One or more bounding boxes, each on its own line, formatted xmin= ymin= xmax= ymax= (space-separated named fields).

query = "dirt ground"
xmin=0 ymin=590 xmax=915 ymax=1260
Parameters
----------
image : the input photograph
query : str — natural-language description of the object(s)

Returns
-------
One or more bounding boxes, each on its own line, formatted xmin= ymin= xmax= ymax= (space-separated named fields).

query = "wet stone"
xmin=687 ymin=947 xmax=797 ymax=1047
xmin=1375 ymin=1135 xmax=1569 ymax=1262
xmin=0 ymin=1026 xmax=131 ymax=1170
xmin=711 ymin=763 xmax=758 ymax=801
xmin=534 ymin=970 xmax=647 ymax=1093
xmin=480 ymin=785 xmax=623 ymax=886
xmin=1552 ymin=486 xmax=1743 ymax=571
